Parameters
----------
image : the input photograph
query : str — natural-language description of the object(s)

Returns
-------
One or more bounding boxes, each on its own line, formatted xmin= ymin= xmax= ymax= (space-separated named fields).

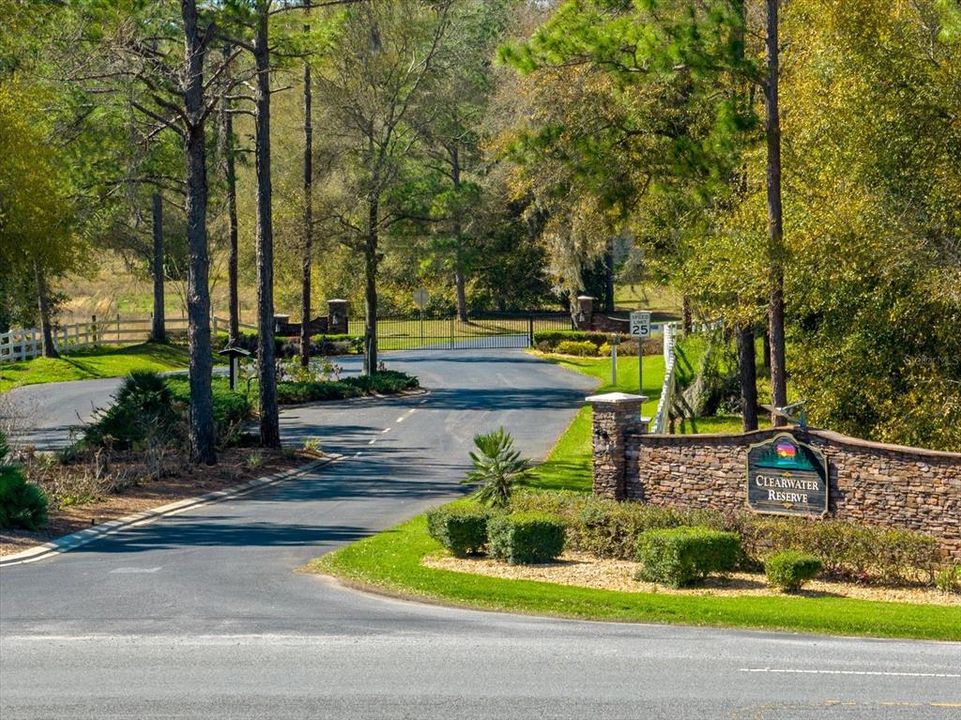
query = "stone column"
xmin=574 ymin=295 xmax=594 ymax=330
xmin=327 ymin=298 xmax=348 ymax=334
xmin=587 ymin=392 xmax=648 ymax=499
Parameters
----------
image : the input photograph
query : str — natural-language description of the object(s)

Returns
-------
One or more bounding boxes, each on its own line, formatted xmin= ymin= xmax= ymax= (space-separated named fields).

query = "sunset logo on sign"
xmin=754 ymin=439 xmax=817 ymax=472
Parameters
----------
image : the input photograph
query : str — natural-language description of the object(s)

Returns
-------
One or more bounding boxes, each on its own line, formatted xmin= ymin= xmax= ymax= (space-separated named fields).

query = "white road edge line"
xmin=0 ymin=455 xmax=345 ymax=568
xmin=740 ymin=668 xmax=961 ymax=678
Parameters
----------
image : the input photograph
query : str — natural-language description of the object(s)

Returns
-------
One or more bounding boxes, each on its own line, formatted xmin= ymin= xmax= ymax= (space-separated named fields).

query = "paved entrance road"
xmin=1 ymin=349 xmax=959 ymax=719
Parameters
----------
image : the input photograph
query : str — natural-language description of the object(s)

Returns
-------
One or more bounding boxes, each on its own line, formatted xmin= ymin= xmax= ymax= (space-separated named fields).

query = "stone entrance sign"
xmin=746 ymin=433 xmax=828 ymax=517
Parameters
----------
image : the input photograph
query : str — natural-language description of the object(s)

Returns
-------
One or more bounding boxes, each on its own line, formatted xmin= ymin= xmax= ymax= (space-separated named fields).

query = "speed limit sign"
xmin=630 ymin=311 xmax=652 ymax=338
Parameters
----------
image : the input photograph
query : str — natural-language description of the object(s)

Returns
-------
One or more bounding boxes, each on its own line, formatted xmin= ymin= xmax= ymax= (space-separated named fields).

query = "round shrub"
xmin=635 ymin=526 xmax=741 ymax=587
xmin=765 ymin=550 xmax=823 ymax=592
xmin=426 ymin=506 xmax=492 ymax=557
xmin=83 ymin=371 xmax=181 ymax=450
xmin=554 ymin=340 xmax=599 ymax=357
xmin=487 ymin=512 xmax=566 ymax=565
xmin=0 ymin=446 xmax=48 ymax=531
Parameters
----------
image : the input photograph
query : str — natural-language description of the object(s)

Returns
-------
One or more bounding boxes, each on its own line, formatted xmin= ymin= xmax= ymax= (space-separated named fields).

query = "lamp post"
xmin=218 ymin=344 xmax=251 ymax=391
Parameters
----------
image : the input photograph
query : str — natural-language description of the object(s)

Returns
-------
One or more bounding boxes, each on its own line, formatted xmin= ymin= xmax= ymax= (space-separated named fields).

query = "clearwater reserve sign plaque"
xmin=746 ymin=433 xmax=829 ymax=517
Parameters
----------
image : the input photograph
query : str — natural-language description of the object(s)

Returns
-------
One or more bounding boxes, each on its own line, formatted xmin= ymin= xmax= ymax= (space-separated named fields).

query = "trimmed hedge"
xmin=511 ymin=493 xmax=726 ymax=560
xmin=765 ymin=550 xmax=822 ymax=592
xmin=737 ymin=516 xmax=942 ymax=585
xmin=533 ymin=330 xmax=659 ymax=356
xmin=555 ymin=340 xmax=598 ymax=356
xmin=214 ymin=331 xmax=365 ymax=357
xmin=534 ymin=330 xmax=617 ymax=347
xmin=509 ymin=492 xmax=943 ymax=586
xmin=0 ymin=431 xmax=48 ymax=531
xmin=276 ymin=370 xmax=419 ymax=404
xmin=635 ymin=526 xmax=741 ymax=588
xmin=426 ymin=505 xmax=492 ymax=557
xmin=488 ymin=512 xmax=566 ymax=565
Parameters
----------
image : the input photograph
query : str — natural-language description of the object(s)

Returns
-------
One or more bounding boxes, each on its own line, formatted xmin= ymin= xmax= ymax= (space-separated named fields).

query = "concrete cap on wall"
xmin=585 ymin=392 xmax=649 ymax=404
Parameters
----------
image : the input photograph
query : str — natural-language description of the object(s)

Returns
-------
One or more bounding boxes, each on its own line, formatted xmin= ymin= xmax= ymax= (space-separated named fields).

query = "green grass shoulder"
xmin=315 ymin=514 xmax=960 ymax=641
xmin=0 ymin=343 xmax=193 ymax=394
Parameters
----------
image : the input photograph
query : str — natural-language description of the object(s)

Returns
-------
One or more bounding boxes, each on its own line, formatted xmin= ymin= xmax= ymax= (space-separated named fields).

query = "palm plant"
xmin=461 ymin=427 xmax=532 ymax=508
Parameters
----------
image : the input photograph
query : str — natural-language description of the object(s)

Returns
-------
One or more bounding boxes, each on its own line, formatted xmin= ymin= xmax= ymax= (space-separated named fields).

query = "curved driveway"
xmin=1 ymin=349 xmax=959 ymax=719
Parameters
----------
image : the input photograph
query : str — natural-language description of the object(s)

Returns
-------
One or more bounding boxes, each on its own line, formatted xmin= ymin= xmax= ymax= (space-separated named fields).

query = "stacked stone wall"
xmin=615 ymin=428 xmax=961 ymax=559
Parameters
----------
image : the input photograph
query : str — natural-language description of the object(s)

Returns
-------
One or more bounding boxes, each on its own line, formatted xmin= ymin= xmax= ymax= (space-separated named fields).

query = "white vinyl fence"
xmin=0 ymin=315 xmax=250 ymax=363
xmin=650 ymin=322 xmax=679 ymax=434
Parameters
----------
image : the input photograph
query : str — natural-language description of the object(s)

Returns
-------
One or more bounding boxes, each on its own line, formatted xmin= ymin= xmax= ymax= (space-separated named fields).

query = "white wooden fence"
xmin=650 ymin=322 xmax=679 ymax=434
xmin=0 ymin=315 xmax=253 ymax=363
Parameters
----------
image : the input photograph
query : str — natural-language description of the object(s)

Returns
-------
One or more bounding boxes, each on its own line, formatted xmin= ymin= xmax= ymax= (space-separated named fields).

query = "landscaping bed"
xmin=316 ymin=514 xmax=961 ymax=641
xmin=532 ymin=330 xmax=660 ymax=357
xmin=0 ymin=446 xmax=312 ymax=557
xmin=1 ymin=365 xmax=420 ymax=555
xmin=424 ymin=552 xmax=960 ymax=607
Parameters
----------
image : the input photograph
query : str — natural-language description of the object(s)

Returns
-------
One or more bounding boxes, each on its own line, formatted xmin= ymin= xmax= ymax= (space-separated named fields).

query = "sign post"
xmin=413 ymin=288 xmax=429 ymax=344
xmin=610 ymin=333 xmax=619 ymax=385
xmin=629 ymin=311 xmax=651 ymax=395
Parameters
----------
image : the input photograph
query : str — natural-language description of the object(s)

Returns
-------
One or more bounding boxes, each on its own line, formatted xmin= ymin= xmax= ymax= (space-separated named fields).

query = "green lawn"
xmin=525 ymin=354 xmax=664 ymax=492
xmin=315 ymin=516 xmax=960 ymax=641
xmin=0 ymin=343 xmax=192 ymax=394
xmin=377 ymin=317 xmax=570 ymax=351
xmin=613 ymin=283 xmax=683 ymax=318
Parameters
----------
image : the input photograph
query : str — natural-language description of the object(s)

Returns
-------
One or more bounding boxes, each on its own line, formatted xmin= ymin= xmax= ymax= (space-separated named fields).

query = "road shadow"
xmin=410 ymin=386 xmax=591 ymax=411
xmin=84 ymin=519 xmax=371 ymax=553
xmin=68 ymin=442 xmax=468 ymax=555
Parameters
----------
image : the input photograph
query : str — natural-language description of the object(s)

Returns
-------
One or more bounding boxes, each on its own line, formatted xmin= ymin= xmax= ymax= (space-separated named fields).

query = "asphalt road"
xmin=1 ymin=349 xmax=959 ymax=719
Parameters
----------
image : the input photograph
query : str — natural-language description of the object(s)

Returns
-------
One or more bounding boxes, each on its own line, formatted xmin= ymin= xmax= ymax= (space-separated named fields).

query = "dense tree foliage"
xmin=2 ymin=0 xmax=959 ymax=451
xmin=499 ymin=0 xmax=961 ymax=449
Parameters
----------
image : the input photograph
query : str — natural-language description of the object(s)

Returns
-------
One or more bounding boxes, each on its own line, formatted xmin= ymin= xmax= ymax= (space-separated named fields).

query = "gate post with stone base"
xmin=587 ymin=392 xmax=648 ymax=500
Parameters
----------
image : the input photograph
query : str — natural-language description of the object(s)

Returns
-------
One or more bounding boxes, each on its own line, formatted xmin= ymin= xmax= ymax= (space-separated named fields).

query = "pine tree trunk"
xmin=737 ymin=325 xmax=758 ymax=432
xmin=364 ymin=196 xmax=379 ymax=375
xmin=300 ymin=3 xmax=314 ymax=368
xmin=254 ymin=9 xmax=280 ymax=449
xmin=151 ymin=191 xmax=166 ymax=343
xmin=765 ymin=0 xmax=788 ymax=421
xmin=451 ymin=145 xmax=468 ymax=322
xmin=222 ymin=96 xmax=240 ymax=346
xmin=182 ymin=0 xmax=216 ymax=465
xmin=603 ymin=240 xmax=615 ymax=313
xmin=35 ymin=262 xmax=59 ymax=359
xmin=0 ymin=274 xmax=9 ymax=334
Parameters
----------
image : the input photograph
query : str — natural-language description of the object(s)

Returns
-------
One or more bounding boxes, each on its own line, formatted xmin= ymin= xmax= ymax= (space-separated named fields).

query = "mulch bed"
xmin=425 ymin=551 xmax=961 ymax=607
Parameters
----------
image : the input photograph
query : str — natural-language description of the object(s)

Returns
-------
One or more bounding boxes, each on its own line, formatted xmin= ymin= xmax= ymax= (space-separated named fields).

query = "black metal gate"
xmin=362 ymin=313 xmax=573 ymax=351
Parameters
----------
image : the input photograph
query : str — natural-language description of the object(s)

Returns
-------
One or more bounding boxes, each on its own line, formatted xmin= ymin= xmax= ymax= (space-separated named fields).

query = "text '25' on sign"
xmin=630 ymin=311 xmax=652 ymax=338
